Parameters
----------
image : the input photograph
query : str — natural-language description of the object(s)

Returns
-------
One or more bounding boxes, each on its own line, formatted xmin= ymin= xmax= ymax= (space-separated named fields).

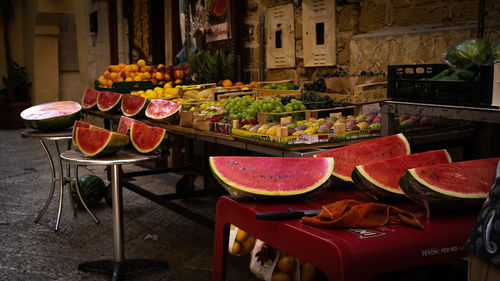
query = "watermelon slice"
xmin=209 ymin=156 xmax=334 ymax=197
xmin=121 ymin=94 xmax=149 ymax=117
xmin=81 ymin=88 xmax=101 ymax=110
xmin=399 ymin=157 xmax=500 ymax=217
xmin=76 ymin=127 xmax=129 ymax=157
xmin=20 ymin=101 xmax=82 ymax=131
xmin=145 ymin=99 xmax=181 ymax=123
xmin=130 ymin=122 xmax=168 ymax=154
xmin=72 ymin=120 xmax=92 ymax=147
xmin=117 ymin=116 xmax=143 ymax=135
xmin=314 ymin=133 xmax=410 ymax=182
xmin=352 ymin=149 xmax=452 ymax=200
xmin=97 ymin=91 xmax=122 ymax=113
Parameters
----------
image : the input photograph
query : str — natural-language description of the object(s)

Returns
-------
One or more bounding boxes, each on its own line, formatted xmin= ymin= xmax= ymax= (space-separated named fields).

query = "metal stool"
xmin=60 ymin=150 xmax=168 ymax=280
xmin=21 ymin=129 xmax=99 ymax=231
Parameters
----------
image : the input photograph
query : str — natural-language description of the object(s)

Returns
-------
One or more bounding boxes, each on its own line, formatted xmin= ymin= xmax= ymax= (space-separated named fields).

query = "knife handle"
xmin=255 ymin=210 xmax=305 ymax=221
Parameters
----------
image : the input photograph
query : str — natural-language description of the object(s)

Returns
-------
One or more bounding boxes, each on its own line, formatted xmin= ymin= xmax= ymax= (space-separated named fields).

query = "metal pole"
xmin=111 ymin=164 xmax=124 ymax=262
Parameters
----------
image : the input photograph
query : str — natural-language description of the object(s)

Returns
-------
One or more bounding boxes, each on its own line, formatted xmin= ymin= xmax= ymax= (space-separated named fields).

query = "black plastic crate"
xmin=387 ymin=64 xmax=494 ymax=107
xmin=94 ymin=81 xmax=156 ymax=93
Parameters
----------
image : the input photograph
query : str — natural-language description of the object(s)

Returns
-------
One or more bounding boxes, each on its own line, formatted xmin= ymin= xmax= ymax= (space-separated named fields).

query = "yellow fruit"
xmin=235 ymin=229 xmax=249 ymax=243
xmin=300 ymin=262 xmax=317 ymax=281
xmin=118 ymin=63 xmax=126 ymax=69
xmin=305 ymin=128 xmax=317 ymax=134
xmin=137 ymin=59 xmax=146 ymax=68
xmin=164 ymin=82 xmax=173 ymax=89
xmin=125 ymin=77 xmax=134 ymax=82
xmin=98 ymin=75 xmax=106 ymax=86
xmin=106 ymin=80 xmax=113 ymax=88
xmin=257 ymin=125 xmax=270 ymax=134
xmin=292 ymin=130 xmax=305 ymax=136
xmin=143 ymin=72 xmax=151 ymax=80
xmin=103 ymin=70 xmax=111 ymax=79
xmin=110 ymin=72 xmax=119 ymax=81
xmin=242 ymin=124 xmax=253 ymax=130
xmin=231 ymin=241 xmax=241 ymax=255
xmin=276 ymin=255 xmax=296 ymax=273
xmin=154 ymin=72 xmax=164 ymax=80
xmin=133 ymin=75 xmax=142 ymax=82
xmin=271 ymin=271 xmax=292 ymax=281
xmin=131 ymin=64 xmax=139 ymax=72
xmin=116 ymin=77 xmax=124 ymax=82
xmin=124 ymin=65 xmax=133 ymax=72
xmin=240 ymin=236 xmax=255 ymax=256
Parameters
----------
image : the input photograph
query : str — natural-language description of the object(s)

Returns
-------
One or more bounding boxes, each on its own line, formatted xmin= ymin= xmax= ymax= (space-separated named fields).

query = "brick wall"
xmin=241 ymin=0 xmax=500 ymax=84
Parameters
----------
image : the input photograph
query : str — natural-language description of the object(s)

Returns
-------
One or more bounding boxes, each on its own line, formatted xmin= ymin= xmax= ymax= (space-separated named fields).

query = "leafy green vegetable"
xmin=444 ymin=38 xmax=493 ymax=69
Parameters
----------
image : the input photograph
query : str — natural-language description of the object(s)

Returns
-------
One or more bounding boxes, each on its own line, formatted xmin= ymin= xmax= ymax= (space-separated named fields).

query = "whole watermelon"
xmin=71 ymin=174 xmax=106 ymax=208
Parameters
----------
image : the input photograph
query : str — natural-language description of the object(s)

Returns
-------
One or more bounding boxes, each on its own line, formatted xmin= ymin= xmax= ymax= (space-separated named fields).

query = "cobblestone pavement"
xmin=0 ymin=128 xmax=257 ymax=281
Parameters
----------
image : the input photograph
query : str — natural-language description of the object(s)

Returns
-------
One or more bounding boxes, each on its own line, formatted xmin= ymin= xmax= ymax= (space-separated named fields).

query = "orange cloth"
xmin=301 ymin=199 xmax=424 ymax=230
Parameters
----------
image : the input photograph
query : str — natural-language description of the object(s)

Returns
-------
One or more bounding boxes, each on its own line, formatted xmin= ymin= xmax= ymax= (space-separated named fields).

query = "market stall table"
xmin=21 ymin=129 xmax=99 ymax=231
xmin=212 ymin=188 xmax=477 ymax=281
xmin=60 ymin=150 xmax=168 ymax=280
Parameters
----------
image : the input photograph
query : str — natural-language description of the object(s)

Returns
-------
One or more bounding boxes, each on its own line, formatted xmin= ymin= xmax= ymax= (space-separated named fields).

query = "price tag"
xmin=295 ymin=133 xmax=318 ymax=144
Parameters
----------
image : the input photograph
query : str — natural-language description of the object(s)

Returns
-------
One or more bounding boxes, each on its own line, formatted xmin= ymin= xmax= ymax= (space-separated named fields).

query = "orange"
xmin=140 ymin=66 xmax=149 ymax=72
xmin=222 ymin=79 xmax=233 ymax=87
xmin=118 ymin=63 xmax=126 ymax=69
xmin=143 ymin=72 xmax=151 ymax=80
xmin=131 ymin=64 xmax=139 ymax=72
xmin=116 ymin=77 xmax=124 ymax=82
xmin=154 ymin=72 xmax=164 ymax=80
xmin=110 ymin=72 xmax=119 ymax=81
xmin=104 ymin=71 xmax=111 ymax=79
xmin=106 ymin=79 xmax=113 ymax=88
xmin=137 ymin=59 xmax=146 ymax=68
xmin=137 ymin=72 xmax=145 ymax=80
xmin=125 ymin=77 xmax=134 ymax=82
xmin=134 ymin=75 xmax=142 ymax=81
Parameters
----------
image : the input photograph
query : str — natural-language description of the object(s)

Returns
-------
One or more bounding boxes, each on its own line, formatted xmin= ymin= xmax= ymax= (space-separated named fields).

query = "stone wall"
xmin=241 ymin=0 xmax=500 ymax=84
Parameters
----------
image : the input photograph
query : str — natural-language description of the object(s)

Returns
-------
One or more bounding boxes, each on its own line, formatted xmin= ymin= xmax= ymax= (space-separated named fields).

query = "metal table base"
xmin=21 ymin=129 xmax=99 ymax=231
xmin=60 ymin=150 xmax=169 ymax=280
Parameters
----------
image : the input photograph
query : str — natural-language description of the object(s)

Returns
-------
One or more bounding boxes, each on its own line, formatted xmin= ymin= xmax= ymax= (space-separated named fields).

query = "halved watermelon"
xmin=97 ymin=91 xmax=122 ymax=113
xmin=72 ymin=120 xmax=92 ymax=147
xmin=117 ymin=116 xmax=143 ymax=135
xmin=130 ymin=122 xmax=167 ymax=154
xmin=121 ymin=94 xmax=149 ymax=117
xmin=81 ymin=88 xmax=101 ymax=110
xmin=21 ymin=101 xmax=82 ymax=131
xmin=145 ymin=99 xmax=181 ymax=124
xmin=209 ymin=156 xmax=334 ymax=197
xmin=399 ymin=157 xmax=500 ymax=217
xmin=76 ymin=127 xmax=129 ymax=157
xmin=352 ymin=149 xmax=452 ymax=200
xmin=314 ymin=133 xmax=410 ymax=182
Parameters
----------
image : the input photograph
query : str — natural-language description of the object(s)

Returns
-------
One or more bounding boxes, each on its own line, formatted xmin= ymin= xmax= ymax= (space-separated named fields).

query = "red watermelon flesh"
xmin=130 ymin=122 xmax=166 ymax=153
xmin=72 ymin=120 xmax=91 ymax=147
xmin=353 ymin=149 xmax=452 ymax=199
xmin=121 ymin=94 xmax=148 ymax=117
xmin=81 ymin=88 xmax=100 ymax=109
xmin=209 ymin=156 xmax=334 ymax=197
xmin=314 ymin=133 xmax=410 ymax=182
xmin=97 ymin=91 xmax=122 ymax=112
xmin=76 ymin=127 xmax=129 ymax=157
xmin=145 ymin=99 xmax=181 ymax=121
xmin=117 ymin=116 xmax=142 ymax=135
xmin=407 ymin=157 xmax=500 ymax=198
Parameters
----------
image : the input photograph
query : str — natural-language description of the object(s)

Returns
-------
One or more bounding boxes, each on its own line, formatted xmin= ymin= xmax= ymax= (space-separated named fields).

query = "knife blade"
xmin=255 ymin=208 xmax=322 ymax=221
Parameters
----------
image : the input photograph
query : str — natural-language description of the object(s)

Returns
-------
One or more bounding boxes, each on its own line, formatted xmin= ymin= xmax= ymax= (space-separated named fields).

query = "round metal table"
xmin=21 ymin=129 xmax=99 ymax=231
xmin=60 ymin=150 xmax=168 ymax=280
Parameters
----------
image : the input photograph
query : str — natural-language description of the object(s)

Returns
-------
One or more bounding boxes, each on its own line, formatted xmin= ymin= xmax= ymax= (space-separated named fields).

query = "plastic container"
xmin=387 ymin=64 xmax=494 ymax=107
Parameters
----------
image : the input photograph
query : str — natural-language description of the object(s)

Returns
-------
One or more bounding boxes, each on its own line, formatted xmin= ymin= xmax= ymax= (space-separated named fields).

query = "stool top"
xmin=60 ymin=149 xmax=157 ymax=166
xmin=21 ymin=129 xmax=72 ymax=140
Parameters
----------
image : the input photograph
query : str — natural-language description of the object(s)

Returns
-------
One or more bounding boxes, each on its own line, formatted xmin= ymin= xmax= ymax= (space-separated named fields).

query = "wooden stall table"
xmin=60 ymin=150 xmax=168 ymax=280
xmin=21 ymin=129 xmax=99 ymax=231
xmin=212 ymin=188 xmax=477 ymax=281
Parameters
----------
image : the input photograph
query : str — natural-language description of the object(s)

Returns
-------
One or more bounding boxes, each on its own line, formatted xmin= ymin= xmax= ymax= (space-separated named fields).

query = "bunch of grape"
xmin=303 ymin=78 xmax=326 ymax=92
xmin=321 ymin=67 xmax=349 ymax=78
xmin=224 ymin=96 xmax=254 ymax=120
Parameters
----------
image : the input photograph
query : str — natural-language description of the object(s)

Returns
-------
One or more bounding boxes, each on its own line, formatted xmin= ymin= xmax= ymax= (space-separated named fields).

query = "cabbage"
xmin=444 ymin=38 xmax=493 ymax=69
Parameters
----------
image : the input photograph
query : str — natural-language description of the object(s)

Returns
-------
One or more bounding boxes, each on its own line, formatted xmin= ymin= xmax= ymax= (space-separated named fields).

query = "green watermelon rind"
xmin=408 ymin=168 xmax=489 ymax=199
xmin=21 ymin=102 xmax=82 ymax=131
xmin=209 ymin=157 xmax=334 ymax=197
xmin=316 ymin=133 xmax=411 ymax=182
xmin=355 ymin=149 xmax=452 ymax=195
xmin=77 ymin=128 xmax=129 ymax=157
xmin=97 ymin=92 xmax=122 ymax=113
xmin=130 ymin=122 xmax=167 ymax=154
xmin=121 ymin=95 xmax=149 ymax=117
xmin=70 ymin=174 xmax=105 ymax=208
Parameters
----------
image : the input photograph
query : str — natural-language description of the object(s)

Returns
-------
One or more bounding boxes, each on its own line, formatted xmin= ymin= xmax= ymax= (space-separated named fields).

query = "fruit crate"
xmin=387 ymin=64 xmax=494 ymax=107
xmin=215 ymin=89 xmax=255 ymax=101
xmin=324 ymin=82 xmax=389 ymax=104
xmin=231 ymin=128 xmax=381 ymax=146
xmin=94 ymin=80 xmax=156 ymax=93
xmin=256 ymin=106 xmax=356 ymax=124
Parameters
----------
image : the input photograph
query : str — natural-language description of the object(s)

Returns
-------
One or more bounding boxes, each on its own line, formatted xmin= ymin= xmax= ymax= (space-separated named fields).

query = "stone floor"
xmin=0 ymin=128 xmax=469 ymax=281
xmin=0 ymin=128 xmax=256 ymax=281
